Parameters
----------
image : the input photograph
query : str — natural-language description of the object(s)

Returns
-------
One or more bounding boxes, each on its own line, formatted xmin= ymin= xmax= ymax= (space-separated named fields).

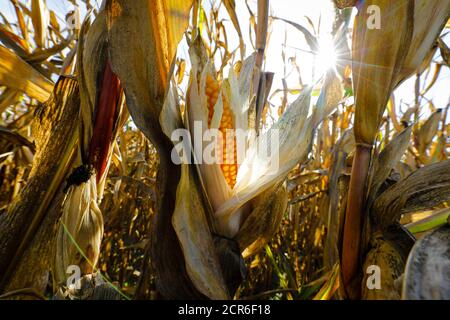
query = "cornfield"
xmin=0 ymin=0 xmax=449 ymax=301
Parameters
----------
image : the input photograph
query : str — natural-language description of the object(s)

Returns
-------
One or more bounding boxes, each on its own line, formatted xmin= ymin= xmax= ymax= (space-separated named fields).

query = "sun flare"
xmin=316 ymin=37 xmax=338 ymax=76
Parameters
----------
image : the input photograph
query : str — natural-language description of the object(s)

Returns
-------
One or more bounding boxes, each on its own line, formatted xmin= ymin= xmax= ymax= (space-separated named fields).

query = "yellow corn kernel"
xmin=206 ymin=75 xmax=238 ymax=187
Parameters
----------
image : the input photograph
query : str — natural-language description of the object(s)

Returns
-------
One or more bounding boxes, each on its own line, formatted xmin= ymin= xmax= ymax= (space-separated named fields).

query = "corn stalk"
xmin=338 ymin=0 xmax=450 ymax=299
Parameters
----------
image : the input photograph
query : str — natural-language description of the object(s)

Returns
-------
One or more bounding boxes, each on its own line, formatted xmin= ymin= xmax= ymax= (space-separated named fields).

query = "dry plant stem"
xmin=341 ymin=144 xmax=372 ymax=299
xmin=254 ymin=0 xmax=269 ymax=131
xmin=0 ymin=78 xmax=80 ymax=293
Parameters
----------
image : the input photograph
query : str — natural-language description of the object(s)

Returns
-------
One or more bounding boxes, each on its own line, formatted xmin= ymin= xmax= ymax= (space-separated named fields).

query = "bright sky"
xmin=0 ymin=0 xmax=448 ymax=117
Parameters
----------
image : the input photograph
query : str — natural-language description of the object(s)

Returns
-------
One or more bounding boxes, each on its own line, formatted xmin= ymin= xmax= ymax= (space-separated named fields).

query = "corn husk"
xmin=362 ymin=237 xmax=404 ymax=300
xmin=236 ymin=183 xmax=288 ymax=258
xmin=172 ymin=165 xmax=229 ymax=299
xmin=352 ymin=0 xmax=413 ymax=145
xmin=107 ymin=0 xmax=193 ymax=147
xmin=106 ymin=0 xmax=203 ymax=299
xmin=54 ymin=174 xmax=104 ymax=287
xmin=353 ymin=0 xmax=450 ymax=145
xmin=77 ymin=10 xmax=109 ymax=163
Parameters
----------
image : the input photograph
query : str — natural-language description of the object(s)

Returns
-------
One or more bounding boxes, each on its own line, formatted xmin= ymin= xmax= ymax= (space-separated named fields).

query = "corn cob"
xmin=205 ymin=75 xmax=238 ymax=187
xmin=88 ymin=60 xmax=122 ymax=183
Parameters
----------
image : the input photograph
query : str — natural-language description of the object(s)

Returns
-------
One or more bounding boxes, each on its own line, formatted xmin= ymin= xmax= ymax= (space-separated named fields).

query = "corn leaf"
xmin=0 ymin=45 xmax=53 ymax=102
xmin=403 ymin=225 xmax=450 ymax=299
xmin=172 ymin=165 xmax=229 ymax=299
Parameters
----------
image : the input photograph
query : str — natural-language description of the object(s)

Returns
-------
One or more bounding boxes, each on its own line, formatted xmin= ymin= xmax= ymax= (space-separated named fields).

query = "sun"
xmin=315 ymin=36 xmax=338 ymax=76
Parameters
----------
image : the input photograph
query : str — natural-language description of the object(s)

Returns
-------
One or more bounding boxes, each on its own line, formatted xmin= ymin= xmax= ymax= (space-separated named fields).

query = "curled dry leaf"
xmin=416 ymin=110 xmax=442 ymax=155
xmin=396 ymin=1 xmax=450 ymax=85
xmin=368 ymin=125 xmax=412 ymax=205
xmin=236 ymin=183 xmax=288 ymax=258
xmin=403 ymin=225 xmax=450 ymax=300
xmin=372 ymin=160 xmax=450 ymax=231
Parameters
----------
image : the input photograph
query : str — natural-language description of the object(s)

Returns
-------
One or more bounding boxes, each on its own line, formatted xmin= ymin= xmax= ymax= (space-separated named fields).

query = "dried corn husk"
xmin=107 ymin=0 xmax=193 ymax=148
xmin=106 ymin=0 xmax=203 ymax=300
xmin=352 ymin=0 xmax=413 ymax=145
xmin=236 ymin=183 xmax=288 ymax=258
xmin=362 ymin=236 xmax=404 ymax=300
xmin=352 ymin=0 xmax=450 ymax=145
xmin=54 ymin=174 xmax=104 ymax=287
xmin=361 ymin=224 xmax=414 ymax=300
xmin=172 ymin=165 xmax=229 ymax=299
xmin=77 ymin=10 xmax=109 ymax=163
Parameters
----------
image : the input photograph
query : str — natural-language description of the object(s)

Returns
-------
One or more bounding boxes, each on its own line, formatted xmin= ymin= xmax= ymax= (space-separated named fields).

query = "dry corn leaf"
xmin=172 ymin=165 xmax=229 ymax=299
xmin=372 ymin=159 xmax=450 ymax=230
xmin=223 ymin=0 xmax=245 ymax=59
xmin=0 ymin=88 xmax=22 ymax=113
xmin=396 ymin=1 xmax=450 ymax=85
xmin=0 ymin=45 xmax=53 ymax=102
xmin=313 ymin=70 xmax=343 ymax=127
xmin=107 ymin=0 xmax=193 ymax=148
xmin=417 ymin=110 xmax=441 ymax=155
xmin=439 ymin=38 xmax=450 ymax=66
xmin=0 ymin=24 xmax=28 ymax=55
xmin=403 ymin=225 xmax=450 ymax=299
xmin=368 ymin=125 xmax=412 ymax=205
xmin=11 ymin=0 xmax=30 ymax=51
xmin=236 ymin=183 xmax=288 ymax=258
xmin=324 ymin=130 xmax=354 ymax=270
xmin=0 ymin=125 xmax=35 ymax=152
xmin=31 ymin=0 xmax=49 ymax=48
xmin=352 ymin=0 xmax=413 ymax=145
